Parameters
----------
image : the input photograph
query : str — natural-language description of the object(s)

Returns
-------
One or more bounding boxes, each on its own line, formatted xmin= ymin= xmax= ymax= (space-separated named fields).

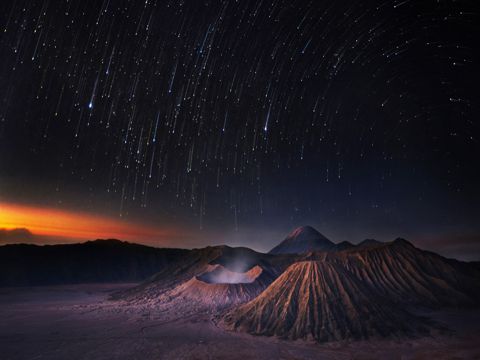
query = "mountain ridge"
xmin=0 ymin=239 xmax=188 ymax=286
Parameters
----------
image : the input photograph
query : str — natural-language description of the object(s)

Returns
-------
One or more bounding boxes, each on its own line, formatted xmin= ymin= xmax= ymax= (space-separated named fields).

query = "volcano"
xmin=115 ymin=246 xmax=280 ymax=314
xmin=197 ymin=264 xmax=262 ymax=284
xmin=269 ymin=226 xmax=334 ymax=254
xmin=223 ymin=260 xmax=429 ymax=341
xmin=158 ymin=264 xmax=275 ymax=311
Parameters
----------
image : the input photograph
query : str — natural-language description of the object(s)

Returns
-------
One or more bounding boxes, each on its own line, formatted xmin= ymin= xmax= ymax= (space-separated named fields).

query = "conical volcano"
xmin=223 ymin=260 xmax=428 ymax=342
xmin=269 ymin=226 xmax=334 ymax=254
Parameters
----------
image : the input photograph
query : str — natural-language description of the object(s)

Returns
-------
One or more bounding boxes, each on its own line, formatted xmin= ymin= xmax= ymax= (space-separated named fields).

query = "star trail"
xmin=0 ymin=0 xmax=479 ymax=254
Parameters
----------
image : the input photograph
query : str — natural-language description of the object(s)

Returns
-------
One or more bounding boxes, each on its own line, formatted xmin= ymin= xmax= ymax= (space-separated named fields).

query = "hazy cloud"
xmin=0 ymin=228 xmax=35 ymax=244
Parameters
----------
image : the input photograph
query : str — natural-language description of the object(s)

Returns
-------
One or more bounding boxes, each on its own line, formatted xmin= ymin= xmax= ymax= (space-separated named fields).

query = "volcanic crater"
xmin=196 ymin=264 xmax=263 ymax=284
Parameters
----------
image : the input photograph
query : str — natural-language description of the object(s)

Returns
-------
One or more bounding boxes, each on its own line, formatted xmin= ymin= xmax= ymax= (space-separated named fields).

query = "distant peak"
xmin=335 ymin=241 xmax=355 ymax=251
xmin=287 ymin=225 xmax=321 ymax=238
xmin=89 ymin=239 xmax=124 ymax=243
xmin=84 ymin=239 xmax=130 ymax=246
xmin=393 ymin=238 xmax=414 ymax=247
xmin=269 ymin=225 xmax=334 ymax=255
xmin=358 ymin=239 xmax=382 ymax=247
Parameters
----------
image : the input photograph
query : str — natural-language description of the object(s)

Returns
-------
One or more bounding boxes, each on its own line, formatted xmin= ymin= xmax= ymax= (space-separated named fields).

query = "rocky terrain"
xmin=327 ymin=239 xmax=480 ymax=307
xmin=2 ymin=225 xmax=480 ymax=347
xmin=223 ymin=260 xmax=429 ymax=341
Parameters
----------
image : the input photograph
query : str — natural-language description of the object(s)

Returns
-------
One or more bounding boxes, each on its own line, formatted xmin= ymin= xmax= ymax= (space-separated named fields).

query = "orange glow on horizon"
xmin=0 ymin=203 xmax=178 ymax=243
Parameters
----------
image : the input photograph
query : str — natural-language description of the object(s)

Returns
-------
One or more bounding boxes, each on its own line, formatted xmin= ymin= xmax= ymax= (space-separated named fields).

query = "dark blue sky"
xmin=0 ymin=0 xmax=479 ymax=259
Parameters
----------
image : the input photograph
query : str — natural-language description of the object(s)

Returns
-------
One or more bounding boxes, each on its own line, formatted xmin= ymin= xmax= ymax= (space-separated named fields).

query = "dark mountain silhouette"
xmin=269 ymin=226 xmax=335 ymax=254
xmin=335 ymin=240 xmax=355 ymax=251
xmin=355 ymin=238 xmax=383 ymax=248
xmin=0 ymin=240 xmax=188 ymax=286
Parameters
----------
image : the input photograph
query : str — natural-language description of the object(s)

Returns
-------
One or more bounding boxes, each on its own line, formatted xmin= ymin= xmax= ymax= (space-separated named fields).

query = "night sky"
xmin=0 ymin=0 xmax=479 ymax=259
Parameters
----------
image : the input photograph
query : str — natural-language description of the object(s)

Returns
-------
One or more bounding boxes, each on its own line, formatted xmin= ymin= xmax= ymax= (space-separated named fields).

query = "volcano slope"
xmin=223 ymin=260 xmax=430 ymax=342
xmin=328 ymin=239 xmax=480 ymax=307
xmin=223 ymin=240 xmax=480 ymax=342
